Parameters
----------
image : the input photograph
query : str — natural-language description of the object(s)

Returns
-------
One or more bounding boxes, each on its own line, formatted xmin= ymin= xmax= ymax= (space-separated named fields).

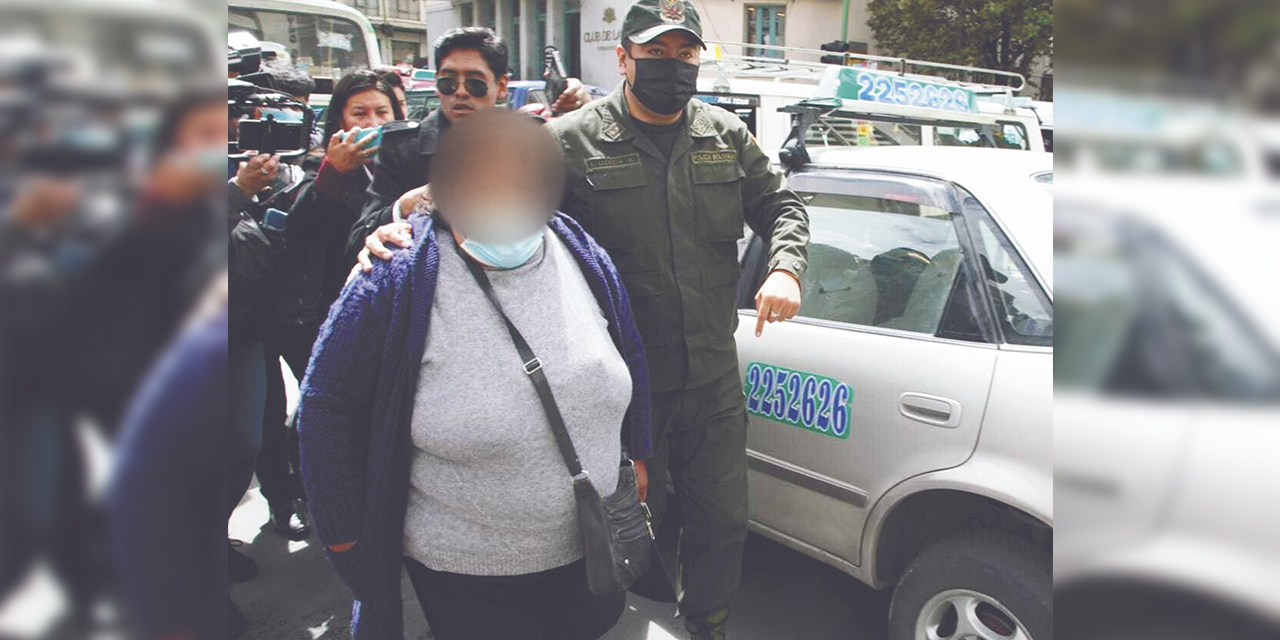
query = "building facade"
xmin=428 ymin=0 xmax=876 ymax=86
xmin=578 ymin=0 xmax=880 ymax=87
xmin=422 ymin=0 xmax=1047 ymax=99
xmin=342 ymin=0 xmax=432 ymax=66
xmin=689 ymin=0 xmax=878 ymax=58
xmin=427 ymin=0 xmax=579 ymax=82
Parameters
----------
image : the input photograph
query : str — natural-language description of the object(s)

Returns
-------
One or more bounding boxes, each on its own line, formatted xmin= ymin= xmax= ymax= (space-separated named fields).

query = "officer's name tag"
xmin=745 ymin=362 xmax=853 ymax=439
xmin=691 ymin=150 xmax=737 ymax=164
xmin=585 ymin=153 xmax=643 ymax=171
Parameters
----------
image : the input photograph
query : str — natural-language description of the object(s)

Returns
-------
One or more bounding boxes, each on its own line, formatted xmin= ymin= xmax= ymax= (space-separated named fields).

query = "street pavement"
xmin=230 ymin=484 xmax=889 ymax=640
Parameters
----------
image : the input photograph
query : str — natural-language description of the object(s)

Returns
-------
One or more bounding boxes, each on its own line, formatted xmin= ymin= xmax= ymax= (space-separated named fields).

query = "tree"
xmin=867 ymin=0 xmax=1052 ymax=87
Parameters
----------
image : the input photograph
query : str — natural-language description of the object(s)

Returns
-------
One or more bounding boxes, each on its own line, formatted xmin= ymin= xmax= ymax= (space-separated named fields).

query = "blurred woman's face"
xmin=342 ymin=88 xmax=395 ymax=131
xmin=447 ymin=140 xmax=551 ymax=242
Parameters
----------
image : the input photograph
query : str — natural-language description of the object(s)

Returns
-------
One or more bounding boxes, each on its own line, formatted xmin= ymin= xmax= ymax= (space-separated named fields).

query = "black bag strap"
xmin=451 ymin=240 xmax=586 ymax=480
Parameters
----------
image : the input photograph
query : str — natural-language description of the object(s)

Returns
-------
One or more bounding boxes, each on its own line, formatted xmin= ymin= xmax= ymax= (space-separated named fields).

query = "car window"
xmin=1053 ymin=209 xmax=1142 ymax=391
xmin=794 ymin=192 xmax=965 ymax=336
xmin=1055 ymin=204 xmax=1280 ymax=401
xmin=973 ymin=216 xmax=1053 ymax=346
xmin=932 ymin=122 xmax=1031 ymax=150
xmin=1149 ymin=240 xmax=1280 ymax=401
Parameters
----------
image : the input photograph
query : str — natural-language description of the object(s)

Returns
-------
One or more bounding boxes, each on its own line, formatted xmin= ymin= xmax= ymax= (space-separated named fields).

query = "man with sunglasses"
xmin=348 ymin=27 xmax=592 ymax=257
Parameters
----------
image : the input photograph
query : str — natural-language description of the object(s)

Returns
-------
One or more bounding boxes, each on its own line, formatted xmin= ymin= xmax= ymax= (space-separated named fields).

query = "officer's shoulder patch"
xmin=692 ymin=100 xmax=745 ymax=132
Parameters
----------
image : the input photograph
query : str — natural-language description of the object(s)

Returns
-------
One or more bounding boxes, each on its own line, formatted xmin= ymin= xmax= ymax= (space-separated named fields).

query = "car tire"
xmin=888 ymin=530 xmax=1051 ymax=640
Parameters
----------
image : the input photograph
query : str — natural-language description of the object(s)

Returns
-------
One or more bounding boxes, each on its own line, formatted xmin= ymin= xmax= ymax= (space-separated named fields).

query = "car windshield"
xmin=804 ymin=115 xmax=1031 ymax=150
xmin=406 ymin=89 xmax=438 ymax=120
xmin=229 ymin=8 xmax=370 ymax=81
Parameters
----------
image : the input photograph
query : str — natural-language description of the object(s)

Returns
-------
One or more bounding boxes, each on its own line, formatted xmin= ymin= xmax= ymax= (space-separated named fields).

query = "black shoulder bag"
xmin=452 ymin=241 xmax=653 ymax=596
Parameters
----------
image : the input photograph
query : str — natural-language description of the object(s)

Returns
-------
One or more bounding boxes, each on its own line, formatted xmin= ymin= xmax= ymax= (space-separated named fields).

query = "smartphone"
xmin=543 ymin=46 xmax=568 ymax=113
xmin=344 ymin=126 xmax=383 ymax=149
xmin=263 ymin=207 xmax=289 ymax=233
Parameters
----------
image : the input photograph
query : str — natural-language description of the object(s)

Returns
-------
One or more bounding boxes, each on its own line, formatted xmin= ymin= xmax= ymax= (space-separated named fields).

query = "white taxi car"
xmin=734 ymin=144 xmax=1052 ymax=640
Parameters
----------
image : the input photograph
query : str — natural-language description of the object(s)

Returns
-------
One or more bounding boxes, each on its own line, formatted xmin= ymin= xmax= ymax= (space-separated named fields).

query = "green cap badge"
xmin=621 ymin=0 xmax=706 ymax=49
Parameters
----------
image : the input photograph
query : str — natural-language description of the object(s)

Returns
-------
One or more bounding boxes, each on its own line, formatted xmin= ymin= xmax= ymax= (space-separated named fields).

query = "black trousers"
xmin=404 ymin=557 xmax=626 ymax=640
xmin=256 ymin=321 xmax=319 ymax=509
xmin=644 ymin=367 xmax=749 ymax=619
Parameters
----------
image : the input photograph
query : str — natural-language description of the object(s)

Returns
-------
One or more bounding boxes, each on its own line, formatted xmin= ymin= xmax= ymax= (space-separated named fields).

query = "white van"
xmin=694 ymin=42 xmax=1044 ymax=158
xmin=229 ymin=0 xmax=383 ymax=95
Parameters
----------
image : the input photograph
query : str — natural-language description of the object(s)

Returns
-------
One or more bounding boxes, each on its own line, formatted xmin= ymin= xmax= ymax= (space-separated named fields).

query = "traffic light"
xmin=820 ymin=40 xmax=850 ymax=66
xmin=855 ymin=120 xmax=873 ymax=146
xmin=819 ymin=40 xmax=870 ymax=66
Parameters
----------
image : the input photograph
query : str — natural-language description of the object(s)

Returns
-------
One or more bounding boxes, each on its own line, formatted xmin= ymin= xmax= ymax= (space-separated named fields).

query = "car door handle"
xmin=899 ymin=393 xmax=962 ymax=428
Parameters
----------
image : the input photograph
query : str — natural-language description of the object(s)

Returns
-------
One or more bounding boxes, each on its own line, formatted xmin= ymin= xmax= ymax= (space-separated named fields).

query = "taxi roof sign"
xmin=816 ymin=66 xmax=978 ymax=115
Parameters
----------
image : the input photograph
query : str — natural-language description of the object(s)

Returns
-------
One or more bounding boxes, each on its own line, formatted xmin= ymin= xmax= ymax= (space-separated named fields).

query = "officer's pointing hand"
xmin=754 ymin=270 xmax=802 ymax=337
xmin=357 ymin=221 xmax=414 ymax=273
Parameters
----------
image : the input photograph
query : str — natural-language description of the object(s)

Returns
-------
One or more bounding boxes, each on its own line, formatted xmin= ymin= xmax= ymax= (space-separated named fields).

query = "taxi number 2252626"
xmin=744 ymin=362 xmax=852 ymax=439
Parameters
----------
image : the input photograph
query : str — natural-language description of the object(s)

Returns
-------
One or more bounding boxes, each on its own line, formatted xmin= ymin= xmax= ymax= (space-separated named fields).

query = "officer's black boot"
xmin=685 ymin=606 xmax=729 ymax=640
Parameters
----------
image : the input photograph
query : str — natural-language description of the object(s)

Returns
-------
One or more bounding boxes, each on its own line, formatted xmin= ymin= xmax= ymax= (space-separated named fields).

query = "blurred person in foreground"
xmin=296 ymin=109 xmax=652 ymax=640
xmin=255 ymin=69 xmax=402 ymax=542
xmin=73 ymin=88 xmax=228 ymax=435
xmin=109 ymin=271 xmax=230 ymax=640
xmin=348 ymin=26 xmax=592 ymax=257
xmin=1 ymin=85 xmax=227 ymax=631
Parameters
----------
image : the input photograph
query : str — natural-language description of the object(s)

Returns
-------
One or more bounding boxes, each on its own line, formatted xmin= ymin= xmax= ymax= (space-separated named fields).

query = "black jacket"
xmin=229 ymin=181 xmax=284 ymax=346
xmin=348 ymin=110 xmax=446 ymax=257
xmin=278 ymin=153 xmax=371 ymax=326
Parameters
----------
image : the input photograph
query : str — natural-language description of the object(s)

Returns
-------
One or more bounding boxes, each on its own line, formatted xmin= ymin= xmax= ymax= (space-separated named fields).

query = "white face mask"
xmin=455 ymin=205 xmax=548 ymax=269
xmin=459 ymin=229 xmax=545 ymax=269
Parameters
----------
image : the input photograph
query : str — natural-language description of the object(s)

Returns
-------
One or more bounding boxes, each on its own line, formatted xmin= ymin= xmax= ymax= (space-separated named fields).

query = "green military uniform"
xmin=549 ymin=84 xmax=809 ymax=626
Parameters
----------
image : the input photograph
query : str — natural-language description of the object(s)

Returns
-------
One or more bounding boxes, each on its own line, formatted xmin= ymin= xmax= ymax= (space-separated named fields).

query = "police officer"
xmin=549 ymin=2 xmax=809 ymax=638
xmin=348 ymin=27 xmax=593 ymax=259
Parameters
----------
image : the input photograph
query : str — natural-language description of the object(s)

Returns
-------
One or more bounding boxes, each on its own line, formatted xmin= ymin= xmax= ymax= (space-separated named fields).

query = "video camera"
xmin=228 ymin=79 xmax=312 ymax=158
xmin=227 ymin=33 xmax=312 ymax=159
xmin=2 ymin=34 xmax=128 ymax=175
xmin=228 ymin=31 xmax=270 ymax=86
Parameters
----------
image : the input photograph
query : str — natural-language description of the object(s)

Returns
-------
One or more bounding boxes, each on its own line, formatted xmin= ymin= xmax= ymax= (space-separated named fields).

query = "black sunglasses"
xmin=437 ymin=76 xmax=489 ymax=98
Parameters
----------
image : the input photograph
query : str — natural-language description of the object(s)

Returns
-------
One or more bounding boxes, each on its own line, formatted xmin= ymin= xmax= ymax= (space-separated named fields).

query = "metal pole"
xmin=840 ymin=0 xmax=850 ymax=41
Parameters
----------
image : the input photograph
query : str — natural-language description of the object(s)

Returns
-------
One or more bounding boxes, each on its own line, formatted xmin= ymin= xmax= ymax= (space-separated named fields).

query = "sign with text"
xmin=818 ymin=66 xmax=977 ymax=114
xmin=579 ymin=0 xmax=630 ymax=88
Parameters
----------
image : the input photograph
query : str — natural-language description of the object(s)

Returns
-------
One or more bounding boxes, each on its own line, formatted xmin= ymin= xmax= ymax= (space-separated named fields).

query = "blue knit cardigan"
xmin=296 ymin=212 xmax=653 ymax=639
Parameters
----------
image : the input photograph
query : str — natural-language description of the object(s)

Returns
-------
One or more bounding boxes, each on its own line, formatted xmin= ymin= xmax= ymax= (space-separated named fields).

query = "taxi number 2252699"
xmin=744 ymin=362 xmax=852 ymax=439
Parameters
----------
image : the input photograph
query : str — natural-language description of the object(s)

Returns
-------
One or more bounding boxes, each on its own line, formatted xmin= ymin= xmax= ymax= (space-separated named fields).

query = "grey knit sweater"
xmin=402 ymin=229 xmax=631 ymax=576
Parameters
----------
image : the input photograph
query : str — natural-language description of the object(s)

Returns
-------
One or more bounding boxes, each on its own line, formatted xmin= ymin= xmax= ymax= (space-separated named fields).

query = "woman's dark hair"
xmin=150 ymin=86 xmax=226 ymax=164
xmin=432 ymin=27 xmax=509 ymax=79
xmin=322 ymin=69 xmax=404 ymax=146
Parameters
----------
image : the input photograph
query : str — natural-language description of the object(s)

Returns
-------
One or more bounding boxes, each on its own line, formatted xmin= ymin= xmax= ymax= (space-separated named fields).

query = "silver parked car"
xmin=733 ymin=143 xmax=1053 ymax=640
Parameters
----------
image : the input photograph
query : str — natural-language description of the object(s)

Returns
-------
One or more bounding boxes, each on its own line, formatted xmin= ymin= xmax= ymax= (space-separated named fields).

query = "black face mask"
xmin=627 ymin=57 xmax=699 ymax=116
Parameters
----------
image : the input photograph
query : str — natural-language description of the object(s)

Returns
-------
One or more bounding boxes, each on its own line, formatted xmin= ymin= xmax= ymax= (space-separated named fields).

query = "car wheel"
xmin=888 ymin=530 xmax=1051 ymax=640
